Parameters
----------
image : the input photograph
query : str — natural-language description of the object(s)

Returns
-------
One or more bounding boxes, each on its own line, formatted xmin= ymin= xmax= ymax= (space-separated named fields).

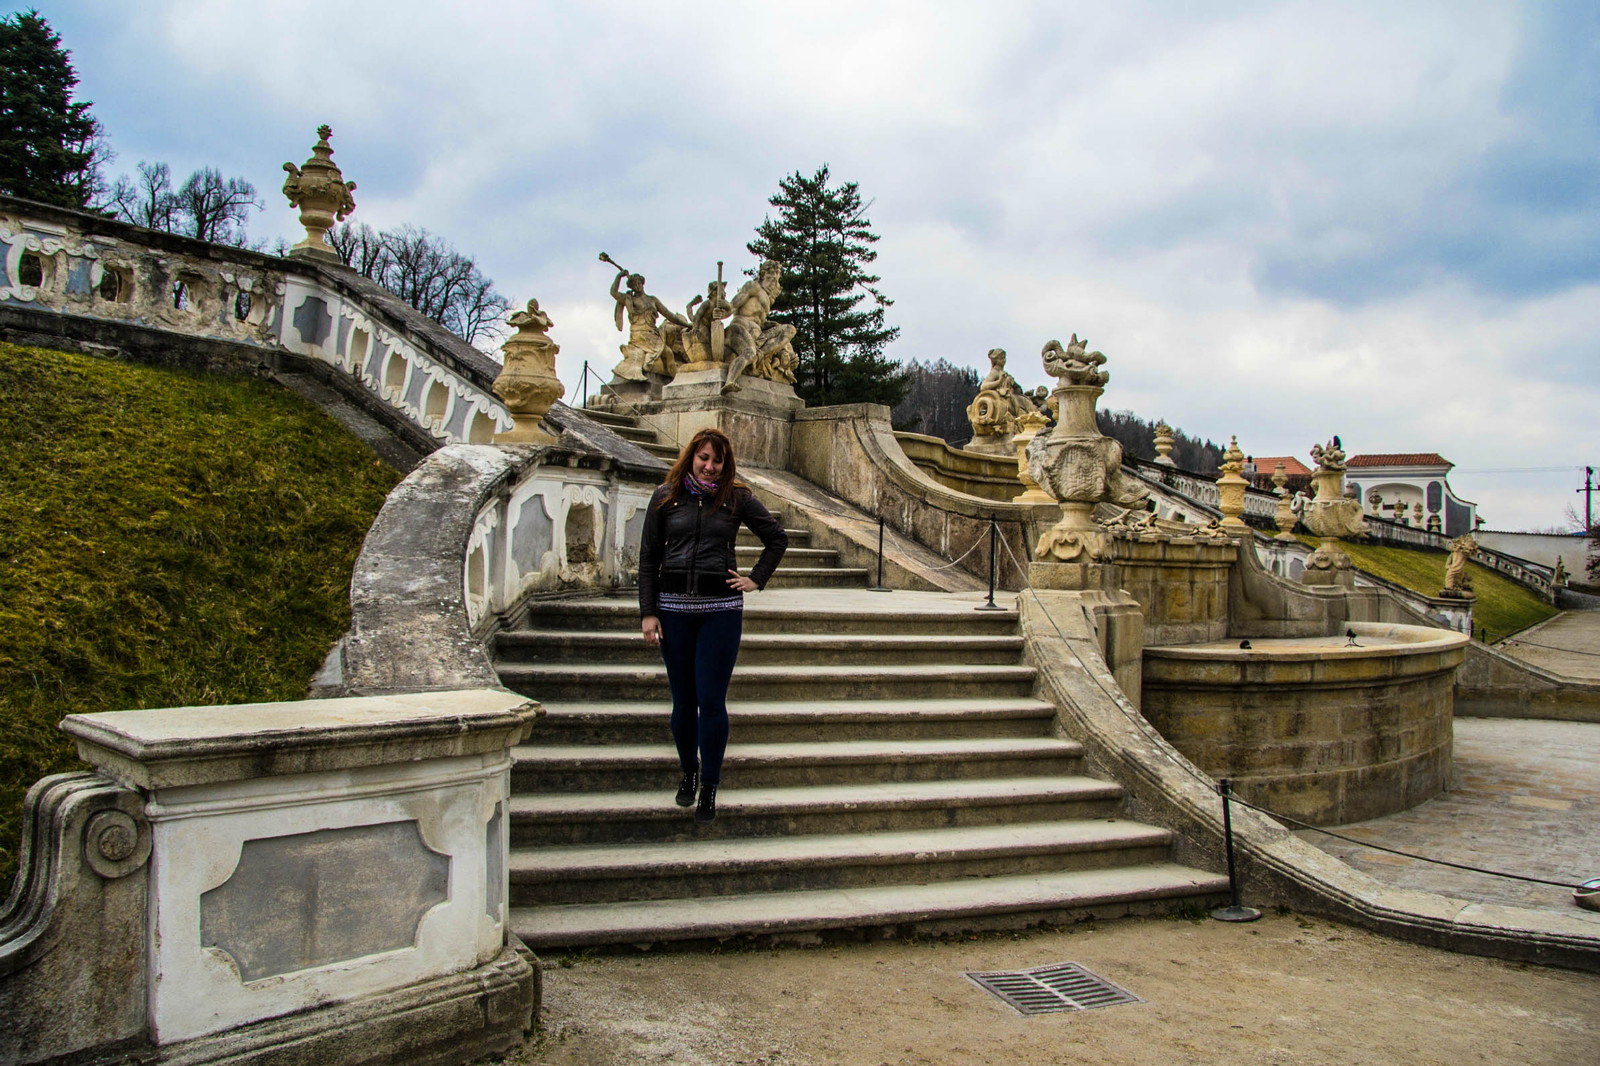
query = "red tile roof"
xmin=1346 ymin=453 xmax=1452 ymax=468
xmin=1249 ymin=455 xmax=1311 ymax=476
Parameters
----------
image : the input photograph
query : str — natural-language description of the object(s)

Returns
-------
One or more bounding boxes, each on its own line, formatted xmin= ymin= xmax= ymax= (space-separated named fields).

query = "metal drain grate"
xmin=964 ymin=962 xmax=1142 ymax=1016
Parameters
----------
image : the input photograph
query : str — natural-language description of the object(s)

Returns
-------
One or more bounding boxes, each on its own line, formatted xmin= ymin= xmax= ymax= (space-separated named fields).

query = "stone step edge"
xmin=520 ymin=601 xmax=1016 ymax=623
xmin=511 ymin=820 xmax=1173 ymax=879
xmin=528 ymin=697 xmax=1056 ymax=720
xmin=512 ymin=736 xmax=1083 ymax=767
xmin=509 ymin=775 xmax=1123 ymax=820
xmin=510 ymin=863 xmax=1230 ymax=948
xmin=497 ymin=664 xmax=1038 ymax=680
xmin=497 ymin=632 xmax=1025 ymax=649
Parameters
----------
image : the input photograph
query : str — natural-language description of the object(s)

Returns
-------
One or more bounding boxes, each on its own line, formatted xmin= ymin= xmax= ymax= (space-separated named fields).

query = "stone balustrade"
xmin=0 ymin=689 xmax=539 ymax=1066
xmin=0 ymin=194 xmax=512 ymax=451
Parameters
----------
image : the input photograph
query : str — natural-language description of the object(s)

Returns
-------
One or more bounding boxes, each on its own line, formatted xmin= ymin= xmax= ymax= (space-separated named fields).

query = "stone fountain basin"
xmin=1141 ymin=623 xmax=1470 ymax=827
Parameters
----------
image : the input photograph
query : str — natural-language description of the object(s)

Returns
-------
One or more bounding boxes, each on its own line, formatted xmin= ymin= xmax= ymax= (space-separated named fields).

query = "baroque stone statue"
xmin=600 ymin=253 xmax=691 ymax=382
xmin=1441 ymin=534 xmax=1478 ymax=598
xmin=723 ymin=260 xmax=798 ymax=393
xmin=1025 ymin=335 xmax=1147 ymax=562
xmin=965 ymin=348 xmax=1039 ymax=451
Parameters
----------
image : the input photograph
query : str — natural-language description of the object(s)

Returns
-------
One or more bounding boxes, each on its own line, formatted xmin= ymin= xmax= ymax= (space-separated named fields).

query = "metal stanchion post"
xmin=581 ymin=361 xmax=589 ymax=409
xmin=976 ymin=514 xmax=1005 ymax=611
xmin=1211 ymin=778 xmax=1262 ymax=922
xmin=869 ymin=516 xmax=891 ymax=592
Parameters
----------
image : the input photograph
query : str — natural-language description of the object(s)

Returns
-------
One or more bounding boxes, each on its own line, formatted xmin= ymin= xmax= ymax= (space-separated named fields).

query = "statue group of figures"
xmin=603 ymin=254 xmax=798 ymax=394
xmin=965 ymin=347 xmax=1054 ymax=450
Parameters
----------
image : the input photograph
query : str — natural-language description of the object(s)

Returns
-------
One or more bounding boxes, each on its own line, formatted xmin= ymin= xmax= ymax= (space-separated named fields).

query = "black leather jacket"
xmin=638 ymin=483 xmax=787 ymax=617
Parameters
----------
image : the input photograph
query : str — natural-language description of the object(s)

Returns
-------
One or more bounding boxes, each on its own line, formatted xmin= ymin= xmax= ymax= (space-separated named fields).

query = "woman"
xmin=639 ymin=427 xmax=787 ymax=824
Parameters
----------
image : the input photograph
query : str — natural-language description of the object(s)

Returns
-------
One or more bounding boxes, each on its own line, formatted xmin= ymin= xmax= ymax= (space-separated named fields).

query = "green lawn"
xmin=0 ymin=342 xmax=400 ymax=889
xmin=1297 ymin=535 xmax=1558 ymax=642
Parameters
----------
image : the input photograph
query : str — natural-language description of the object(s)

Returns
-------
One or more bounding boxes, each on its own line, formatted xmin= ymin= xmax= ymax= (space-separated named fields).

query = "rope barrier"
xmin=990 ymin=529 xmax=1586 ymax=893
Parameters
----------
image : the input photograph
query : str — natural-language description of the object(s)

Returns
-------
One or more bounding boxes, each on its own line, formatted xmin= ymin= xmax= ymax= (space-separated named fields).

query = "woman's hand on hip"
xmin=642 ymin=615 xmax=662 ymax=647
xmin=726 ymin=570 xmax=758 ymax=593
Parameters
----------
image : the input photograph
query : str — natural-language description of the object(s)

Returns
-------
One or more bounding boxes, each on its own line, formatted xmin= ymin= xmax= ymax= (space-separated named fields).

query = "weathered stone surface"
xmin=201 ymin=821 xmax=450 ymax=981
xmin=64 ymin=689 xmax=535 ymax=790
xmin=0 ymin=775 xmax=150 ymax=1066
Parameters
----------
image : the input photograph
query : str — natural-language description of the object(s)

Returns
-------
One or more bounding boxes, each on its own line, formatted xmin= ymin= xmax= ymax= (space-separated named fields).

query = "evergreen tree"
xmin=0 ymin=11 xmax=102 ymax=208
xmin=747 ymin=166 xmax=906 ymax=408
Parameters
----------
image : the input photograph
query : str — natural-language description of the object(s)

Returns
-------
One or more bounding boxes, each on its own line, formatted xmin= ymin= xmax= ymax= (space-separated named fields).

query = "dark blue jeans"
xmin=657 ymin=608 xmax=742 ymax=786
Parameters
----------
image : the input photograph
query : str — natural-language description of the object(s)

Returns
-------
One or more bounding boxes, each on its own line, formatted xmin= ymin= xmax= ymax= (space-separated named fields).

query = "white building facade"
xmin=1344 ymin=453 xmax=1479 ymax=536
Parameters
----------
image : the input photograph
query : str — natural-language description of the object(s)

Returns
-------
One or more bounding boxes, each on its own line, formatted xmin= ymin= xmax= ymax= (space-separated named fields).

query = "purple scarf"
xmin=683 ymin=473 xmax=719 ymax=497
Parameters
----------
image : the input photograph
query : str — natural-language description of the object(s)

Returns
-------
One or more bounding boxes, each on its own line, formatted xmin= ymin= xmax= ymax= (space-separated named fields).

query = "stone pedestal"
xmin=1030 ymin=560 xmax=1115 ymax=592
xmin=635 ymin=366 xmax=802 ymax=467
xmin=4 ymin=689 xmax=544 ymax=1065
xmin=1109 ymin=537 xmax=1237 ymax=645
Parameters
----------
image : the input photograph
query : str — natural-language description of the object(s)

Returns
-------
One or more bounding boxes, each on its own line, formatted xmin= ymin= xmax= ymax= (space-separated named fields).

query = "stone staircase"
xmin=493 ymin=593 xmax=1229 ymax=951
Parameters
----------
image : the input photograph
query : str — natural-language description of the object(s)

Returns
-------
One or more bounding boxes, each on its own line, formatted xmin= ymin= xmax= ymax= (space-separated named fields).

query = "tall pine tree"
xmin=0 ymin=11 xmax=102 ymax=208
xmin=747 ymin=166 xmax=906 ymax=408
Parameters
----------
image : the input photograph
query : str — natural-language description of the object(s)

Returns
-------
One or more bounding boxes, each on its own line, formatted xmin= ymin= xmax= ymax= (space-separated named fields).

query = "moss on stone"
xmin=0 ymin=342 xmax=400 ymax=889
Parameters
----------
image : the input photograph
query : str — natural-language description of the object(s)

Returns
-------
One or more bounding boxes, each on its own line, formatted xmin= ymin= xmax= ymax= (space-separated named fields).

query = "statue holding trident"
xmin=600 ymin=252 xmax=690 ymax=381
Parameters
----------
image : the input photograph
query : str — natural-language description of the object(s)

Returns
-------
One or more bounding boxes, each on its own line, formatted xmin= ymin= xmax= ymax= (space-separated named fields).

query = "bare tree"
xmin=106 ymin=161 xmax=258 ymax=246
xmin=328 ymin=221 xmax=510 ymax=346
xmin=108 ymin=161 xmax=178 ymax=230
xmin=173 ymin=166 xmax=260 ymax=246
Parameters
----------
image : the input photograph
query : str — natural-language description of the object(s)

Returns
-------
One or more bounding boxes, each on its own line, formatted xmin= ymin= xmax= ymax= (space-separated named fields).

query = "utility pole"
xmin=1581 ymin=466 xmax=1595 ymax=533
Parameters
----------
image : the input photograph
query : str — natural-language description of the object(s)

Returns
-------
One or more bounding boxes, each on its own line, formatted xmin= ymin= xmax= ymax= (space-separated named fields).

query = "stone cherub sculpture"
xmin=722 ymin=260 xmax=798 ymax=393
xmin=966 ymin=348 xmax=1040 ymax=442
xmin=600 ymin=253 xmax=691 ymax=381
xmin=1441 ymin=534 xmax=1478 ymax=598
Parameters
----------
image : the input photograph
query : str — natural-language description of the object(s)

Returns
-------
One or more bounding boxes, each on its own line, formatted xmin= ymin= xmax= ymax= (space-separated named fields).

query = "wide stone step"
xmin=737 ymin=528 xmax=810 ymax=547
xmin=510 ymin=863 xmax=1231 ymax=950
xmin=578 ymin=407 xmax=638 ymax=428
xmin=507 ymin=776 xmax=1124 ymax=846
xmin=761 ymin=567 xmax=869 ymax=589
xmin=496 ymin=632 xmax=1027 ymax=667
xmin=522 ymin=697 xmax=1056 ymax=745
xmin=606 ymin=424 xmax=660 ymax=443
xmin=510 ymin=821 xmax=1176 ymax=905
xmin=497 ymin=662 xmax=1038 ymax=703
xmin=640 ymin=442 xmax=679 ymax=460
xmin=517 ymin=599 xmax=1020 ymax=636
xmin=511 ymin=736 xmax=1081 ymax=792
xmin=736 ymin=545 xmax=836 ymax=566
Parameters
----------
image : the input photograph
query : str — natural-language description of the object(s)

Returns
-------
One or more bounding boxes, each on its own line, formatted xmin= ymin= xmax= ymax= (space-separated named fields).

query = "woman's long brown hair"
xmin=657 ymin=426 xmax=740 ymax=511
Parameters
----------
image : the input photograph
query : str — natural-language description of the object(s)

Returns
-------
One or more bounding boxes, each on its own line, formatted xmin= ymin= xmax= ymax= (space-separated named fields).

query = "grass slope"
xmin=1297 ymin=535 xmax=1558 ymax=641
xmin=0 ymin=342 xmax=400 ymax=888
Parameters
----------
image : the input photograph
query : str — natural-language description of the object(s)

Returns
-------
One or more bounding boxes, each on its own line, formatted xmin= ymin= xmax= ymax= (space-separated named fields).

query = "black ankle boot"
xmin=695 ymin=782 xmax=718 ymax=825
xmin=675 ymin=770 xmax=698 ymax=808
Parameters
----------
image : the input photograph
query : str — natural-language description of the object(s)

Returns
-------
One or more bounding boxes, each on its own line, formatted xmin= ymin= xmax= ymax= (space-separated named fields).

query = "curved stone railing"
xmin=320 ymin=435 xmax=661 ymax=698
xmin=891 ymin=431 xmax=1024 ymax=503
xmin=792 ymin=403 xmax=1061 ymax=589
xmin=1124 ymin=454 xmax=1281 ymax=524
xmin=0 ymin=194 xmax=512 ymax=452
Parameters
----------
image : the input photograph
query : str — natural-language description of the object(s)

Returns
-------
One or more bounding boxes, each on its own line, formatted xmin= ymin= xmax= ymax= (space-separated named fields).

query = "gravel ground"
xmin=494 ymin=912 xmax=1599 ymax=1066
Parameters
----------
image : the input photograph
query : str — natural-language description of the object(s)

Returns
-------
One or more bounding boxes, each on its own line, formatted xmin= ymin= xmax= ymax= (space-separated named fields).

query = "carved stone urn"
xmin=1299 ymin=436 xmax=1367 ymax=584
xmin=282 ymin=125 xmax=357 ymax=262
xmin=1216 ymin=436 xmax=1250 ymax=533
xmin=1152 ymin=421 xmax=1176 ymax=467
xmin=492 ymin=299 xmax=564 ymax=444
xmin=1025 ymin=336 xmax=1146 ymax=562
xmin=1271 ymin=462 xmax=1298 ymax=540
xmin=1011 ymin=410 xmax=1054 ymax=504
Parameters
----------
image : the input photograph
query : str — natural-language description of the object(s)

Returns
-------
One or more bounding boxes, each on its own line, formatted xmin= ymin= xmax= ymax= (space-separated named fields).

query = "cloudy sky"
xmin=43 ymin=1 xmax=1600 ymax=531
